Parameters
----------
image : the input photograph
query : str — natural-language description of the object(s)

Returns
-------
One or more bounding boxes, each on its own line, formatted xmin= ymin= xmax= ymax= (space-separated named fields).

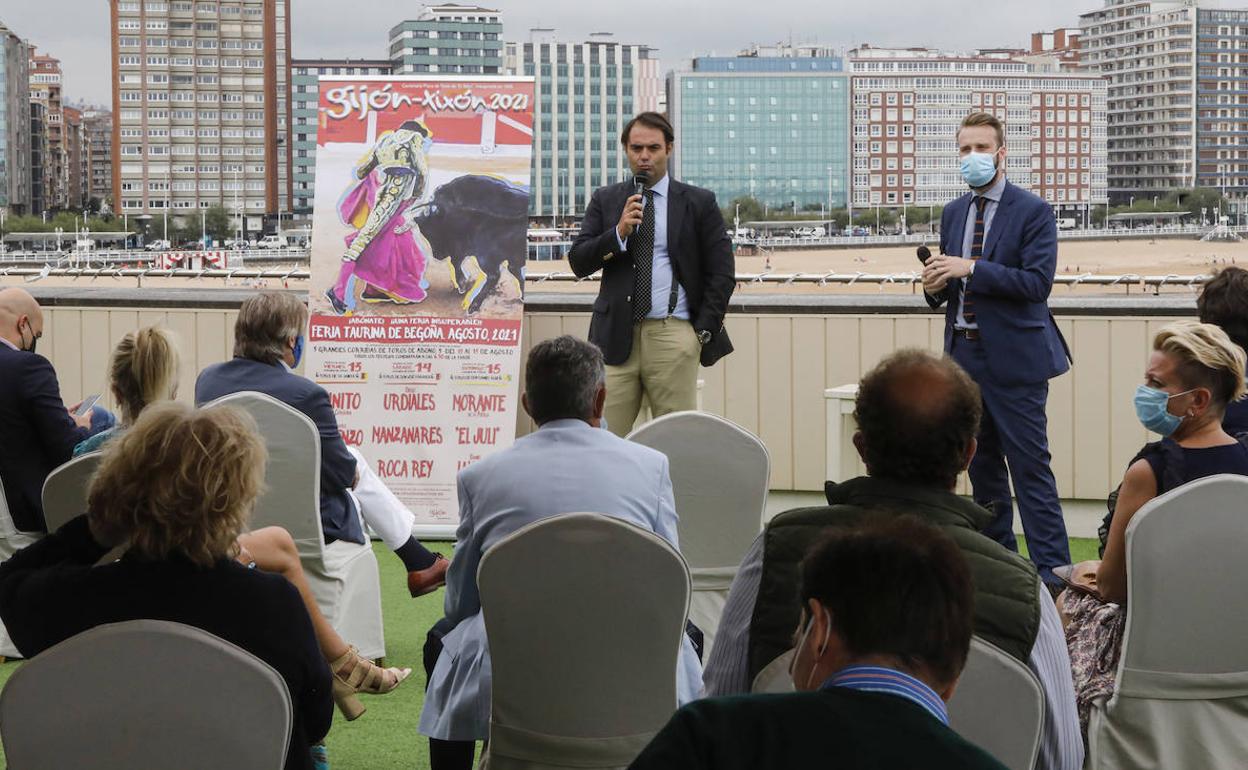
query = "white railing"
xmin=733 ymin=223 xmax=1222 ymax=249
xmin=0 ymin=265 xmax=1211 ymax=293
xmin=0 ymin=247 xmax=311 ymax=264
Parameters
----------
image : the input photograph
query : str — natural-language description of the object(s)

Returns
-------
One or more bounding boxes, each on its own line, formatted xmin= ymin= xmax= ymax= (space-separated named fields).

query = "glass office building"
xmin=389 ymin=4 xmax=503 ymax=75
xmin=669 ymin=55 xmax=851 ymax=212
xmin=505 ymin=31 xmax=662 ymax=219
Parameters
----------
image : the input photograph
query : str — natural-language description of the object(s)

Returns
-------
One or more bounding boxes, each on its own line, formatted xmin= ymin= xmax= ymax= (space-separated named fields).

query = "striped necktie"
xmin=962 ymin=196 xmax=988 ymax=326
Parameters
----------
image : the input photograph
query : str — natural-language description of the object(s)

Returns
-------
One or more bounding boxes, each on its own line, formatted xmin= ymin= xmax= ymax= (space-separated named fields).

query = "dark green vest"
xmin=747 ymin=476 xmax=1041 ymax=684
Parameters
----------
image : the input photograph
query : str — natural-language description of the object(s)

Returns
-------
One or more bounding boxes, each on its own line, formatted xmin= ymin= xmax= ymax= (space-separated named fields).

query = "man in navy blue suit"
xmin=196 ymin=291 xmax=447 ymax=597
xmin=0 ymin=288 xmax=113 ymax=534
xmin=921 ymin=112 xmax=1073 ymax=592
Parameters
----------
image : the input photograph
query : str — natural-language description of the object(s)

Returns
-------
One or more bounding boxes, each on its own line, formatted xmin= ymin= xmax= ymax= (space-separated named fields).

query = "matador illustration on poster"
xmin=326 ymin=119 xmax=434 ymax=314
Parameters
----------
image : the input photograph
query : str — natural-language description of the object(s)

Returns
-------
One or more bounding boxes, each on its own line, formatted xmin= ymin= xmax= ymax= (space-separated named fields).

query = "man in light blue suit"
xmin=921 ymin=112 xmax=1073 ymax=592
xmin=419 ymin=335 xmax=702 ymax=770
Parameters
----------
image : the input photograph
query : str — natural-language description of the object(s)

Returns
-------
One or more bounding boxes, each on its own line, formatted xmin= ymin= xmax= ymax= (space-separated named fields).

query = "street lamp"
xmin=163 ymin=169 xmax=169 ymax=244
xmin=234 ymin=168 xmax=242 ymax=246
xmin=826 ymin=165 xmax=833 ymax=225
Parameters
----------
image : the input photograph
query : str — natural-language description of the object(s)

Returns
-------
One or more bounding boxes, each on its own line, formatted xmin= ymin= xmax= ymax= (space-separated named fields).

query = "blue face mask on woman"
xmin=292 ymin=335 xmax=305 ymax=369
xmin=1134 ymin=385 xmax=1196 ymax=436
xmin=960 ymin=151 xmax=999 ymax=188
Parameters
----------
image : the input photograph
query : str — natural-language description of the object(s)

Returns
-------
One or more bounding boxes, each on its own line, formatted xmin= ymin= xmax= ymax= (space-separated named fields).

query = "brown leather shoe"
xmin=408 ymin=554 xmax=449 ymax=597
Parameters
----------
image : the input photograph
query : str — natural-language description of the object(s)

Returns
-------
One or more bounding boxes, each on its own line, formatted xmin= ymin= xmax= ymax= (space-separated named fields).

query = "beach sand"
xmin=6 ymin=235 xmax=1245 ymax=296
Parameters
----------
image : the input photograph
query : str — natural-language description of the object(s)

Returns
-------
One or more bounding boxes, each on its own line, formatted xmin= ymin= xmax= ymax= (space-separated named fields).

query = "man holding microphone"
xmin=921 ymin=112 xmax=1073 ymax=594
xmin=569 ymin=112 xmax=735 ymax=436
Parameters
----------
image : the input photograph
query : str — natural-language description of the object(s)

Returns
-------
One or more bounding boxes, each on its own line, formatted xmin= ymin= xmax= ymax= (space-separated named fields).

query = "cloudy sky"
xmin=8 ymin=0 xmax=1105 ymax=105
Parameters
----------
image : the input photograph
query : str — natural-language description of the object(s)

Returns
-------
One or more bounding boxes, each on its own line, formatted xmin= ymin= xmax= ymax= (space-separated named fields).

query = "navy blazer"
xmin=568 ymin=178 xmax=736 ymax=367
xmin=195 ymin=357 xmax=365 ymax=545
xmin=928 ymin=181 xmax=1072 ymax=386
xmin=0 ymin=344 xmax=89 ymax=531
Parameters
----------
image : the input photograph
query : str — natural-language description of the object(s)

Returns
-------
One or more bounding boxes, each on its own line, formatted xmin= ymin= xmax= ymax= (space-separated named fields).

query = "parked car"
xmin=257 ymin=234 xmax=289 ymax=249
xmin=144 ymin=239 xmax=171 ymax=251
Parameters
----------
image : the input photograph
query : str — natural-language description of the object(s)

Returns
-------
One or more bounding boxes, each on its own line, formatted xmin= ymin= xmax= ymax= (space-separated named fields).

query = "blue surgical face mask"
xmin=1134 ymin=384 xmax=1196 ymax=436
xmin=960 ymin=151 xmax=999 ymax=188
xmin=292 ymin=335 xmax=304 ymax=369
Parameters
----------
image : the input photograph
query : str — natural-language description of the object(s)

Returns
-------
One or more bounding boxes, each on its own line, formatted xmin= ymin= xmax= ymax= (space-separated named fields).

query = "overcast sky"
xmin=8 ymin=0 xmax=1107 ymax=105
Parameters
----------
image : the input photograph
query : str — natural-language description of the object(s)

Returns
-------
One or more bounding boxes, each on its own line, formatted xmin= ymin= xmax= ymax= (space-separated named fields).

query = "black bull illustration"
xmin=400 ymin=174 xmax=529 ymax=314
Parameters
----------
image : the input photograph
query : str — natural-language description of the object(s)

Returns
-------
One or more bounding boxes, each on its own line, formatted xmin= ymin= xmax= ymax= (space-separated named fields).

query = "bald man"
xmin=701 ymin=349 xmax=1084 ymax=770
xmin=0 ymin=288 xmax=112 ymax=535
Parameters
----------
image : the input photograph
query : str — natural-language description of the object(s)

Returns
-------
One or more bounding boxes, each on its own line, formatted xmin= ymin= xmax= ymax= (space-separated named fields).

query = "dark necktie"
xmin=962 ymin=196 xmax=988 ymax=326
xmin=631 ymin=189 xmax=656 ymax=323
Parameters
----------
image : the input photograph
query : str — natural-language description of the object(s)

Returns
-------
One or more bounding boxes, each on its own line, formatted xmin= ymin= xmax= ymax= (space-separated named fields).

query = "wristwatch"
xmin=697 ymin=330 xmax=713 ymax=345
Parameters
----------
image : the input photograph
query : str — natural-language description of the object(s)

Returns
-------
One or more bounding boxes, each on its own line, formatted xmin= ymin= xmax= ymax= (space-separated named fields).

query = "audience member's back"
xmin=0 ymin=288 xmax=93 ymax=531
xmin=458 ymin=421 xmax=676 ymax=552
xmin=0 ymin=403 xmax=331 ymax=770
xmin=630 ymin=518 xmax=1007 ymax=770
xmin=1198 ymin=266 xmax=1248 ymax=435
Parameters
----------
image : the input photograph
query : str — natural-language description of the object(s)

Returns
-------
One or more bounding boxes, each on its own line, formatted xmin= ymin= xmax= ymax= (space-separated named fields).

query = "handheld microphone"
xmin=916 ymin=245 xmax=931 ymax=266
xmin=633 ymin=172 xmax=649 ymax=197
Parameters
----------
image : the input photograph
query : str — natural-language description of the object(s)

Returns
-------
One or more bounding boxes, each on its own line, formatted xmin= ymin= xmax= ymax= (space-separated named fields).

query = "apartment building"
xmin=29 ymin=48 xmax=65 ymax=210
xmin=0 ymin=23 xmax=30 ymax=214
xmin=109 ymin=0 xmax=292 ymax=231
xmin=848 ymin=46 xmax=1109 ymax=218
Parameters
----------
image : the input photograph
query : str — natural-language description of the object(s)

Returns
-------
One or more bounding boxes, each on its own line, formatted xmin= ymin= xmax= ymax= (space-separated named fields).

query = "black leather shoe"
xmin=325 ymin=288 xmax=348 ymax=314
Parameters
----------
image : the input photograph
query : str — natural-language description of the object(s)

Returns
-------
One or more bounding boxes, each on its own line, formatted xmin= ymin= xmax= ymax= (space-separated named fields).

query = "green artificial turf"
xmin=0 ymin=537 xmax=1100 ymax=768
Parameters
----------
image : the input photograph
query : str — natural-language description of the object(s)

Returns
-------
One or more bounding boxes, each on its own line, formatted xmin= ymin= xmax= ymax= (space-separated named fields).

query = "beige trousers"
xmin=605 ymin=318 xmax=700 ymax=437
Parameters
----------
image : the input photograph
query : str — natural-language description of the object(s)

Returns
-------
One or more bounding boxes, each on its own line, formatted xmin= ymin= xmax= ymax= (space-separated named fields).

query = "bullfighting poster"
xmin=306 ymin=76 xmax=534 ymax=536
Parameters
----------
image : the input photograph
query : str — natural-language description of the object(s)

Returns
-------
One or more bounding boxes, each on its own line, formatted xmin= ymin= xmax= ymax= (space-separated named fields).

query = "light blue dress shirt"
xmin=616 ymin=173 xmax=690 ymax=321
xmin=955 ymin=175 xmax=1007 ymax=330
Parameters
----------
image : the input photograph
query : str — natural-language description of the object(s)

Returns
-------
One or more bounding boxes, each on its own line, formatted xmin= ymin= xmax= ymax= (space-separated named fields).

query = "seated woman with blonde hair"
xmin=1061 ymin=320 xmax=1248 ymax=738
xmin=0 ymin=403 xmax=329 ymax=769
xmin=71 ymin=326 xmax=407 ymax=723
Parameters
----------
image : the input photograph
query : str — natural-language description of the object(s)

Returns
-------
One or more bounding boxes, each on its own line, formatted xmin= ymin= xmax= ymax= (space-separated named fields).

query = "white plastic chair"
xmin=0 ymin=474 xmax=42 ymax=658
xmin=0 ymin=619 xmax=293 ymax=770
xmin=948 ymin=637 xmax=1045 ymax=770
xmin=204 ymin=391 xmax=385 ymax=659
xmin=627 ymin=411 xmax=770 ymax=661
xmin=478 ymin=513 xmax=691 ymax=770
xmin=1088 ymin=474 xmax=1248 ymax=769
xmin=41 ymin=451 xmax=104 ymax=534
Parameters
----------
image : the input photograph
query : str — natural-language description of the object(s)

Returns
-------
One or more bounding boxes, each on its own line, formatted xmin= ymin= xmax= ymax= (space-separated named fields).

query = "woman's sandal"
xmin=329 ymin=646 xmax=412 ymax=720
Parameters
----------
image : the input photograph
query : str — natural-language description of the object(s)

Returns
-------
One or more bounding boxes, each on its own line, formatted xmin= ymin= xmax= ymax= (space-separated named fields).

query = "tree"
xmin=1165 ymin=187 xmax=1226 ymax=223
xmin=723 ymin=196 xmax=765 ymax=225
xmin=852 ymin=208 xmax=897 ymax=230
xmin=204 ymin=205 xmax=232 ymax=243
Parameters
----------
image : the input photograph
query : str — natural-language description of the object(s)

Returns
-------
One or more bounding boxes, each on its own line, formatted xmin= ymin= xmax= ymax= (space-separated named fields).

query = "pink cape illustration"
xmin=335 ymin=171 xmax=429 ymax=304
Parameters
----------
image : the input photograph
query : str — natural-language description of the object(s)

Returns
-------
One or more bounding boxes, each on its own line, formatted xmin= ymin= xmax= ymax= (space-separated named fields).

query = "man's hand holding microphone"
xmin=917 ymin=245 xmax=975 ymax=295
xmin=616 ymin=172 xmax=648 ymax=241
